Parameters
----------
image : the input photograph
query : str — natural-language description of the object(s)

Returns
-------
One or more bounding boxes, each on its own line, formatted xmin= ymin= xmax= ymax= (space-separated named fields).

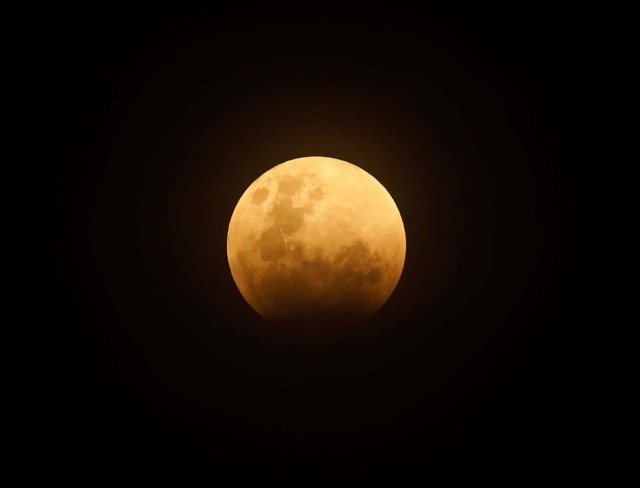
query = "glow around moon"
xmin=227 ymin=157 xmax=406 ymax=327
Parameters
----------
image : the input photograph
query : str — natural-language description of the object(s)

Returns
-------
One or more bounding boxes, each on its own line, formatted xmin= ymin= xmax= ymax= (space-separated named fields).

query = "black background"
xmin=54 ymin=7 xmax=585 ymax=476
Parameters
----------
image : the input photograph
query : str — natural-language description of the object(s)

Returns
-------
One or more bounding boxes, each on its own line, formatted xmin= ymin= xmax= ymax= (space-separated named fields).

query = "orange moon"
xmin=227 ymin=157 xmax=406 ymax=327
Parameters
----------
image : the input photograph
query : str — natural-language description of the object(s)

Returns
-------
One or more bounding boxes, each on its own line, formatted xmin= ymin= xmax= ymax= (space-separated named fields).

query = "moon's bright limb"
xmin=227 ymin=156 xmax=406 ymax=327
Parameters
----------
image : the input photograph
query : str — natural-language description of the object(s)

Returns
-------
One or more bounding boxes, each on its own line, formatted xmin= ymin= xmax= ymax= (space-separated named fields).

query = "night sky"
xmin=55 ymin=7 xmax=585 ymax=475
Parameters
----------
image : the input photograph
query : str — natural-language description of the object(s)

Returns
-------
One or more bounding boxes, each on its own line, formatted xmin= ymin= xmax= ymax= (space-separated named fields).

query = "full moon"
xmin=227 ymin=156 xmax=406 ymax=328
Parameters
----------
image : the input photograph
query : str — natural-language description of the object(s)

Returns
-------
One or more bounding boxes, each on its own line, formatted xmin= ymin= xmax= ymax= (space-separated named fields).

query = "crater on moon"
xmin=227 ymin=156 xmax=406 ymax=329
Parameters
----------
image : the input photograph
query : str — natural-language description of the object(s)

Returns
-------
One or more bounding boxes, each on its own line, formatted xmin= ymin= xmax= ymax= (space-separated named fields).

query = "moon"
xmin=227 ymin=156 xmax=406 ymax=328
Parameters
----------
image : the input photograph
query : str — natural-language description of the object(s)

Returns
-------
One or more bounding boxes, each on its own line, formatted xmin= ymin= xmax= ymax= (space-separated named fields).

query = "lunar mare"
xmin=227 ymin=156 xmax=406 ymax=326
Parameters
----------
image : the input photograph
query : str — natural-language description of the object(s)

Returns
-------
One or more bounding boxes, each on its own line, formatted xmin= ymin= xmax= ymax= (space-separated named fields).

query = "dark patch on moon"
xmin=309 ymin=187 xmax=324 ymax=202
xmin=257 ymin=197 xmax=307 ymax=263
xmin=334 ymin=239 xmax=383 ymax=287
xmin=271 ymin=198 xmax=305 ymax=235
xmin=251 ymin=187 xmax=269 ymax=205
xmin=258 ymin=226 xmax=286 ymax=261
xmin=278 ymin=174 xmax=304 ymax=196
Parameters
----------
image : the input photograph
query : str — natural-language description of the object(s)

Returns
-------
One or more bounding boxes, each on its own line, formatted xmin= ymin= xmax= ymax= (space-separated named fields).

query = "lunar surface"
xmin=227 ymin=156 xmax=406 ymax=327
